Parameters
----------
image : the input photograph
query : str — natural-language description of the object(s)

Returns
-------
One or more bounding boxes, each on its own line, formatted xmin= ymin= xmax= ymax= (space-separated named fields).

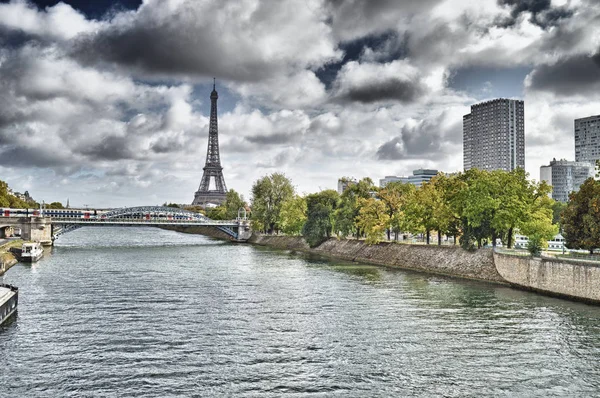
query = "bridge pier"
xmin=20 ymin=217 xmax=53 ymax=246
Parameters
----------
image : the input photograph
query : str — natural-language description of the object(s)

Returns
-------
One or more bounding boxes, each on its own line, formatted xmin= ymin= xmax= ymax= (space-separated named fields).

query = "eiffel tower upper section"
xmin=192 ymin=80 xmax=228 ymax=206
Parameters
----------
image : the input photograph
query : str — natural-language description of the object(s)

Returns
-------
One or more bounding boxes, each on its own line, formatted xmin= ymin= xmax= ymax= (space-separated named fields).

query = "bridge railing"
xmin=49 ymin=217 xmax=245 ymax=225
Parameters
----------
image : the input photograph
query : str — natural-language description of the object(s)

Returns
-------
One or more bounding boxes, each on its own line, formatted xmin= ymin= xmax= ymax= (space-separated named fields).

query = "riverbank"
xmin=248 ymin=234 xmax=600 ymax=305
xmin=0 ymin=240 xmax=22 ymax=276
xmin=249 ymin=235 xmax=506 ymax=284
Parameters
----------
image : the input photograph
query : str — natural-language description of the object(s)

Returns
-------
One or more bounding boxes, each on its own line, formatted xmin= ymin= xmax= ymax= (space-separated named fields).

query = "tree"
xmin=378 ymin=181 xmax=415 ymax=240
xmin=355 ymin=197 xmax=389 ymax=244
xmin=520 ymin=207 xmax=558 ymax=256
xmin=223 ymin=189 xmax=246 ymax=219
xmin=206 ymin=205 xmax=227 ymax=220
xmin=333 ymin=177 xmax=375 ymax=238
xmin=562 ymin=178 xmax=600 ymax=254
xmin=251 ymin=173 xmax=295 ymax=233
xmin=279 ymin=195 xmax=307 ymax=235
xmin=46 ymin=202 xmax=65 ymax=209
xmin=206 ymin=189 xmax=247 ymax=221
xmin=302 ymin=190 xmax=339 ymax=247
xmin=552 ymin=201 xmax=567 ymax=226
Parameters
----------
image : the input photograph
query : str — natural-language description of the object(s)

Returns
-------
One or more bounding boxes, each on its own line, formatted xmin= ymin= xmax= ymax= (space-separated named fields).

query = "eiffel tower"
xmin=192 ymin=79 xmax=228 ymax=206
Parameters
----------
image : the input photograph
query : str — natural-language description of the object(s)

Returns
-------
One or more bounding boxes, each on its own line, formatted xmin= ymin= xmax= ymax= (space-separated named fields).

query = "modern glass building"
xmin=540 ymin=159 xmax=595 ymax=203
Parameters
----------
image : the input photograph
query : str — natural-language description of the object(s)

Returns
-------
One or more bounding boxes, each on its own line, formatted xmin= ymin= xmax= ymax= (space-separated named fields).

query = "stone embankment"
xmin=0 ymin=241 xmax=20 ymax=276
xmin=249 ymin=234 xmax=600 ymax=304
xmin=249 ymin=235 xmax=506 ymax=283
xmin=494 ymin=252 xmax=600 ymax=304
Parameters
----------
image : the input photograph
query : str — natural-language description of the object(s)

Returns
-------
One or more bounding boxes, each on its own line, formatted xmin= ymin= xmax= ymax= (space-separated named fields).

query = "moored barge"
xmin=0 ymin=284 xmax=18 ymax=325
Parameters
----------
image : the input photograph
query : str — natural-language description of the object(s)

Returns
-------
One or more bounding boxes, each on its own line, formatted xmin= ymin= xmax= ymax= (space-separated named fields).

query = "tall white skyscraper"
xmin=463 ymin=98 xmax=525 ymax=171
xmin=575 ymin=115 xmax=600 ymax=164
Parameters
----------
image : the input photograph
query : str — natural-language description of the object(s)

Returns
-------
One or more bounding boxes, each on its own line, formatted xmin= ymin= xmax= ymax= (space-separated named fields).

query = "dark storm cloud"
xmin=76 ymin=136 xmax=136 ymax=160
xmin=0 ymin=26 xmax=44 ymax=48
xmin=245 ymin=132 xmax=297 ymax=146
xmin=497 ymin=0 xmax=573 ymax=28
xmin=376 ymin=115 xmax=460 ymax=160
xmin=376 ymin=136 xmax=404 ymax=160
xmin=0 ymin=145 xmax=69 ymax=168
xmin=529 ymin=52 xmax=600 ymax=96
xmin=72 ymin=25 xmax=245 ymax=80
xmin=339 ymin=77 xmax=423 ymax=104
xmin=150 ymin=139 xmax=185 ymax=154
xmin=70 ymin=0 xmax=339 ymax=83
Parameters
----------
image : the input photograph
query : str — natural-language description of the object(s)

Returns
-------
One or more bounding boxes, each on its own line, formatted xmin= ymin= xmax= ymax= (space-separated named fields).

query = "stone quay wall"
xmin=494 ymin=252 xmax=600 ymax=304
xmin=248 ymin=235 xmax=506 ymax=283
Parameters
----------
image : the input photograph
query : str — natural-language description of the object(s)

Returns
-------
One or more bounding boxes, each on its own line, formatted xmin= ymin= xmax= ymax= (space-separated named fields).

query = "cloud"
xmin=332 ymin=60 xmax=430 ymax=104
xmin=527 ymin=51 xmax=600 ymax=96
xmin=0 ymin=1 xmax=103 ymax=41
xmin=497 ymin=0 xmax=573 ymax=28
xmin=71 ymin=0 xmax=341 ymax=82
xmin=376 ymin=111 xmax=462 ymax=160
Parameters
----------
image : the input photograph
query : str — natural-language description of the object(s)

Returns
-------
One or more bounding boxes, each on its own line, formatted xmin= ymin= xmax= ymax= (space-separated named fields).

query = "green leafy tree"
xmin=280 ymin=195 xmax=307 ymax=235
xmin=562 ymin=178 xmax=600 ymax=254
xmin=224 ymin=189 xmax=246 ymax=219
xmin=552 ymin=201 xmax=567 ymax=226
xmin=378 ymin=181 xmax=415 ymax=241
xmin=251 ymin=173 xmax=295 ymax=233
xmin=302 ymin=190 xmax=339 ymax=247
xmin=206 ymin=205 xmax=228 ymax=220
xmin=355 ymin=197 xmax=390 ymax=244
xmin=206 ymin=189 xmax=247 ymax=221
xmin=46 ymin=202 xmax=65 ymax=209
xmin=333 ymin=177 xmax=375 ymax=238
xmin=520 ymin=208 xmax=558 ymax=256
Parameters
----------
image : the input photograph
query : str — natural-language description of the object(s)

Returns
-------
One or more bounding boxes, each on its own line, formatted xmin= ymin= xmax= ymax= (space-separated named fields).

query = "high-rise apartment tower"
xmin=575 ymin=115 xmax=600 ymax=164
xmin=463 ymin=98 xmax=525 ymax=171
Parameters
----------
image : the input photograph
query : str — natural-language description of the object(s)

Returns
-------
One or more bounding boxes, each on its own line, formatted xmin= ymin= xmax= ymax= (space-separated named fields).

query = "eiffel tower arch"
xmin=192 ymin=80 xmax=228 ymax=206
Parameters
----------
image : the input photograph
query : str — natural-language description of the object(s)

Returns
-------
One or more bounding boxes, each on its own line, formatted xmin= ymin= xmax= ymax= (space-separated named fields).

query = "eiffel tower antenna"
xmin=192 ymin=80 xmax=228 ymax=206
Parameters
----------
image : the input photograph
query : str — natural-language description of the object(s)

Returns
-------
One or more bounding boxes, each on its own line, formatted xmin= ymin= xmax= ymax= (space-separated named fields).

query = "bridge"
xmin=0 ymin=206 xmax=252 ymax=244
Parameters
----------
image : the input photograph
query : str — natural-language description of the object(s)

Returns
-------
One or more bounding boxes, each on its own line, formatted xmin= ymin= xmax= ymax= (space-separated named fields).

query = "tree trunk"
xmin=492 ymin=231 xmax=497 ymax=248
xmin=477 ymin=239 xmax=481 ymax=249
xmin=387 ymin=228 xmax=391 ymax=241
xmin=453 ymin=234 xmax=457 ymax=245
xmin=507 ymin=227 xmax=514 ymax=249
xmin=426 ymin=230 xmax=430 ymax=245
xmin=438 ymin=231 xmax=442 ymax=246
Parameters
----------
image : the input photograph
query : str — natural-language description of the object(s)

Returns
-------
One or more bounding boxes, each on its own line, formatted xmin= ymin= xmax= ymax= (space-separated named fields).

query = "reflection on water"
xmin=1 ymin=227 xmax=600 ymax=397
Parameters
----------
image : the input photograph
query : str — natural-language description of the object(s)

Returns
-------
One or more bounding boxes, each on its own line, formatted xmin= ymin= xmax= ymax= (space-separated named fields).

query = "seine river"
xmin=1 ymin=227 xmax=600 ymax=397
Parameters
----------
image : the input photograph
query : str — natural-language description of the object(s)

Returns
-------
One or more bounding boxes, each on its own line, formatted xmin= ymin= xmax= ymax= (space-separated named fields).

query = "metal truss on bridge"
xmin=51 ymin=206 xmax=249 ymax=241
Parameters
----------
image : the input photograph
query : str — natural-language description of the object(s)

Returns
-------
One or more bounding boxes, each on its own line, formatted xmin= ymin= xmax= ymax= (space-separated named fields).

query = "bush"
xmin=527 ymin=236 xmax=543 ymax=257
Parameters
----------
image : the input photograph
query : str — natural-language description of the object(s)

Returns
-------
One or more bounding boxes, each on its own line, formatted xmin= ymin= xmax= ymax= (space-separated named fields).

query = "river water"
xmin=1 ymin=227 xmax=600 ymax=397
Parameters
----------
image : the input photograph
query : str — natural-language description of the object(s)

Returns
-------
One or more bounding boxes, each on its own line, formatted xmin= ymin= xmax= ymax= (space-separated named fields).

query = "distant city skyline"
xmin=0 ymin=0 xmax=599 ymax=207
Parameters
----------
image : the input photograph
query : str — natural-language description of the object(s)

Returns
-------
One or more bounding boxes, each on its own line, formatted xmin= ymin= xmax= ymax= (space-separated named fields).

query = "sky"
xmin=0 ymin=0 xmax=599 ymax=207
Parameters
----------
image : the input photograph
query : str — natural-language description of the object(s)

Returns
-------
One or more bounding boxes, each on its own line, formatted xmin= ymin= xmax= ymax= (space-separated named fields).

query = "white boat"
xmin=20 ymin=242 xmax=43 ymax=262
